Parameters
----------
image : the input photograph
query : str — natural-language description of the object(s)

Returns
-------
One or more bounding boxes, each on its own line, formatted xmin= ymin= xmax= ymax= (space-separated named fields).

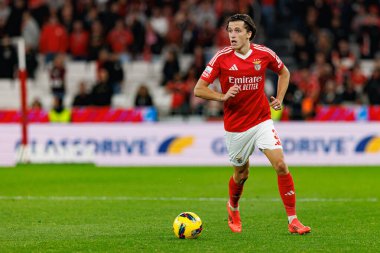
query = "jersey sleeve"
xmin=265 ymin=47 xmax=284 ymax=73
xmin=200 ymin=56 xmax=221 ymax=84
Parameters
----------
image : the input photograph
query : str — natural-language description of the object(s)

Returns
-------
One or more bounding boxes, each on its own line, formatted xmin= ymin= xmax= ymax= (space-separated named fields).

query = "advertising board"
xmin=1 ymin=122 xmax=379 ymax=166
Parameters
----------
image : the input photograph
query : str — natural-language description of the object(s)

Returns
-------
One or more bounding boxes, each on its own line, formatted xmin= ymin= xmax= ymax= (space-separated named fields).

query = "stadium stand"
xmin=0 ymin=0 xmax=379 ymax=121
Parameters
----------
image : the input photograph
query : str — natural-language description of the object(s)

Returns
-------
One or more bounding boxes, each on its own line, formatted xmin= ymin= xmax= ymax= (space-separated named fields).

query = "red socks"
xmin=229 ymin=176 xmax=244 ymax=208
xmin=277 ymin=173 xmax=296 ymax=216
xmin=228 ymin=173 xmax=296 ymax=216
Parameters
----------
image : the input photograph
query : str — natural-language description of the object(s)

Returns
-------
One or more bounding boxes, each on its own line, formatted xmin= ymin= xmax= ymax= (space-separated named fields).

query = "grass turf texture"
xmin=0 ymin=165 xmax=379 ymax=253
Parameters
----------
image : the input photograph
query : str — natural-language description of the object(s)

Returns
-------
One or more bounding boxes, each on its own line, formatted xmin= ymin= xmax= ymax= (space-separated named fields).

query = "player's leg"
xmin=264 ymin=147 xmax=311 ymax=235
xmin=255 ymin=120 xmax=310 ymax=234
xmin=264 ymin=149 xmax=311 ymax=234
xmin=230 ymin=162 xmax=250 ymax=207
xmin=227 ymin=162 xmax=249 ymax=233
xmin=225 ymin=128 xmax=256 ymax=233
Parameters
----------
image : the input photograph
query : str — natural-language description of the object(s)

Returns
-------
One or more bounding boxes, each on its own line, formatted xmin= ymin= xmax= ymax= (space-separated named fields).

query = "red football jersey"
xmin=201 ymin=44 xmax=284 ymax=132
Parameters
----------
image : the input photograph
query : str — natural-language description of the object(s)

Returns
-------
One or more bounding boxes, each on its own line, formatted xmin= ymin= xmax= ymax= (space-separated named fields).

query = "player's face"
xmin=227 ymin=21 xmax=251 ymax=52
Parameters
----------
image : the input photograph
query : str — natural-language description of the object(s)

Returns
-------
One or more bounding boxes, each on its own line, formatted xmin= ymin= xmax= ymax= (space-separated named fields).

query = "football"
xmin=173 ymin=212 xmax=203 ymax=239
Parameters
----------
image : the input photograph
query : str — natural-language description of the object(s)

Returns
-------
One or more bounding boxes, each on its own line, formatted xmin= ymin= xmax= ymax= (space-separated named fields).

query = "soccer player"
xmin=194 ymin=14 xmax=311 ymax=235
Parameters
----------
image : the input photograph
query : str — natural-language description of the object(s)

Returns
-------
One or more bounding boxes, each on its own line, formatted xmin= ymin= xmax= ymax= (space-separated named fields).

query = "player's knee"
xmin=274 ymin=159 xmax=288 ymax=175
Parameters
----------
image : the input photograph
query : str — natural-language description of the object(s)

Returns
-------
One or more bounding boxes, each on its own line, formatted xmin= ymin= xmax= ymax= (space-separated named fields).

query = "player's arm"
xmin=194 ymin=79 xmax=239 ymax=102
xmin=270 ymin=65 xmax=290 ymax=110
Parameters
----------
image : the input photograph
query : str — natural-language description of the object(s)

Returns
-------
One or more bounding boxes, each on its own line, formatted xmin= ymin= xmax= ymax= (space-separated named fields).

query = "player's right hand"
xmin=223 ymin=84 xmax=240 ymax=101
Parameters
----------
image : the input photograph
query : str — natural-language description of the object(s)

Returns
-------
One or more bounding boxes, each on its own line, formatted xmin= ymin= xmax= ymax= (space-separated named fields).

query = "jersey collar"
xmin=234 ymin=48 xmax=252 ymax=60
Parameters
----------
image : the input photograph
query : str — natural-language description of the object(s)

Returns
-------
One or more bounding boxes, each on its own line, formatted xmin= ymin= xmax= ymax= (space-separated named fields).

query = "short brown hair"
xmin=226 ymin=14 xmax=256 ymax=41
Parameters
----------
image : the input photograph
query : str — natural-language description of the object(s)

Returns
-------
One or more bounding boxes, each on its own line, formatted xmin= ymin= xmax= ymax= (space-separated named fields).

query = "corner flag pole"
xmin=15 ymin=37 xmax=29 ymax=163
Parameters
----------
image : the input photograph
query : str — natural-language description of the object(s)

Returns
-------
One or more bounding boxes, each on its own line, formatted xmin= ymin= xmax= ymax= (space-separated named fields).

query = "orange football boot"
xmin=288 ymin=218 xmax=311 ymax=235
xmin=227 ymin=202 xmax=242 ymax=233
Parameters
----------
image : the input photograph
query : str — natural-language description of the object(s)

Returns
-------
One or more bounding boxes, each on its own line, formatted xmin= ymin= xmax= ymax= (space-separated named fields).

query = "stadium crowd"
xmin=0 ymin=0 xmax=379 ymax=121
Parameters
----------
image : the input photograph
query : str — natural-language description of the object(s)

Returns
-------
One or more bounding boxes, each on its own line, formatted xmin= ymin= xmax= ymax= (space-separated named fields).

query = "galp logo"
xmin=158 ymin=136 xmax=194 ymax=154
xmin=355 ymin=135 xmax=380 ymax=153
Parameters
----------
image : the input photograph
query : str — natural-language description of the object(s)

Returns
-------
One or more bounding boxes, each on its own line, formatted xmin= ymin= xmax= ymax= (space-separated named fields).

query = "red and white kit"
xmin=201 ymin=43 xmax=284 ymax=132
xmin=201 ymin=44 xmax=284 ymax=166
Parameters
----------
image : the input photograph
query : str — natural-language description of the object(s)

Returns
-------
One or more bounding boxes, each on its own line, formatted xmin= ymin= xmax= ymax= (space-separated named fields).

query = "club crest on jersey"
xmin=253 ymin=60 xmax=261 ymax=71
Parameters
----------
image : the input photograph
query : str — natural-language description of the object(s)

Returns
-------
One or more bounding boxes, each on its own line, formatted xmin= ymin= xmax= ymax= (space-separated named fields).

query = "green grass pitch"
xmin=0 ymin=164 xmax=379 ymax=252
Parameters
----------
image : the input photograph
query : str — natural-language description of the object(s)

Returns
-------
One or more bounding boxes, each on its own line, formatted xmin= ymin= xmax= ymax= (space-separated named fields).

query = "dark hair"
xmin=226 ymin=14 xmax=256 ymax=41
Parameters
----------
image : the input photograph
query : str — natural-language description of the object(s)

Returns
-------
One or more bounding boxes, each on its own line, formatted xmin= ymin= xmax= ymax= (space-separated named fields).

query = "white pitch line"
xmin=0 ymin=196 xmax=377 ymax=202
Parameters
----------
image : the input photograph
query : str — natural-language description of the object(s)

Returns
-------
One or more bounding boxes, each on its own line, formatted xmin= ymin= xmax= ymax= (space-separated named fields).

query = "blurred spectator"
xmin=48 ymin=0 xmax=65 ymax=12
xmin=91 ymin=68 xmax=112 ymax=106
xmin=87 ymin=20 xmax=105 ymax=61
xmin=49 ymin=54 xmax=66 ymax=98
xmin=332 ymin=39 xmax=356 ymax=72
xmin=283 ymin=81 xmax=304 ymax=120
xmin=185 ymin=66 xmax=206 ymax=115
xmin=28 ymin=0 xmax=49 ymax=28
xmin=5 ymin=0 xmax=25 ymax=37
xmin=350 ymin=63 xmax=367 ymax=94
xmin=69 ymin=20 xmax=89 ymax=60
xmin=96 ymin=48 xmax=109 ymax=71
xmin=330 ymin=14 xmax=348 ymax=46
xmin=21 ymin=11 xmax=39 ymax=79
xmin=21 ymin=11 xmax=40 ymax=50
xmin=72 ymin=81 xmax=91 ymax=107
xmin=301 ymin=95 xmax=316 ymax=120
xmin=215 ymin=18 xmax=230 ymax=48
xmin=292 ymin=67 xmax=320 ymax=102
xmin=364 ymin=68 xmax=380 ymax=105
xmin=25 ymin=46 xmax=38 ymax=79
xmin=352 ymin=4 xmax=380 ymax=59
xmin=30 ymin=97 xmax=43 ymax=110
xmin=164 ymin=7 xmax=182 ymax=47
xmin=290 ymin=30 xmax=314 ymax=68
xmin=311 ymin=52 xmax=332 ymax=80
xmin=107 ymin=19 xmax=133 ymax=59
xmin=194 ymin=0 xmax=217 ymax=28
xmin=319 ymin=79 xmax=342 ymax=105
xmin=205 ymin=82 xmax=223 ymax=118
xmin=261 ymin=0 xmax=276 ymax=37
xmin=134 ymin=84 xmax=154 ymax=107
xmin=166 ymin=73 xmax=191 ymax=116
xmin=315 ymin=0 xmax=332 ymax=29
xmin=215 ymin=0 xmax=237 ymax=28
xmin=58 ymin=2 xmax=74 ymax=33
xmin=0 ymin=36 xmax=17 ymax=79
xmin=315 ymin=30 xmax=333 ymax=60
xmin=144 ymin=22 xmax=164 ymax=57
xmin=126 ymin=12 xmax=145 ymax=59
xmin=0 ymin=0 xmax=10 ymax=22
xmin=0 ymin=17 xmax=7 ymax=38
xmin=104 ymin=53 xmax=124 ymax=94
xmin=97 ymin=49 xmax=124 ymax=93
xmin=197 ymin=20 xmax=215 ymax=48
xmin=181 ymin=20 xmax=198 ymax=54
xmin=48 ymin=96 xmax=71 ymax=123
xmin=150 ymin=7 xmax=168 ymax=40
xmin=161 ymin=48 xmax=180 ymax=86
xmin=99 ymin=1 xmax=120 ymax=32
xmin=83 ymin=6 xmax=99 ymax=31
xmin=342 ymin=76 xmax=359 ymax=105
xmin=190 ymin=46 xmax=206 ymax=78
xmin=39 ymin=15 xmax=68 ymax=63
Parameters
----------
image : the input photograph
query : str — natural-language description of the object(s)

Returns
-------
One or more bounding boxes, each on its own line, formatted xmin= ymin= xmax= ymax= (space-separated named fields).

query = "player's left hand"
xmin=270 ymin=96 xmax=282 ymax=111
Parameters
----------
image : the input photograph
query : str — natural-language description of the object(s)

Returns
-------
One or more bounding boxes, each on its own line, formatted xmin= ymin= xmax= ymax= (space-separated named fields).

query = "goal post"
xmin=14 ymin=37 xmax=29 ymax=163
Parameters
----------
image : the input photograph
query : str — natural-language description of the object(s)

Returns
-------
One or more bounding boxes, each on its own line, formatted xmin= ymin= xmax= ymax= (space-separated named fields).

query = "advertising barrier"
xmin=1 ymin=122 xmax=380 ymax=166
